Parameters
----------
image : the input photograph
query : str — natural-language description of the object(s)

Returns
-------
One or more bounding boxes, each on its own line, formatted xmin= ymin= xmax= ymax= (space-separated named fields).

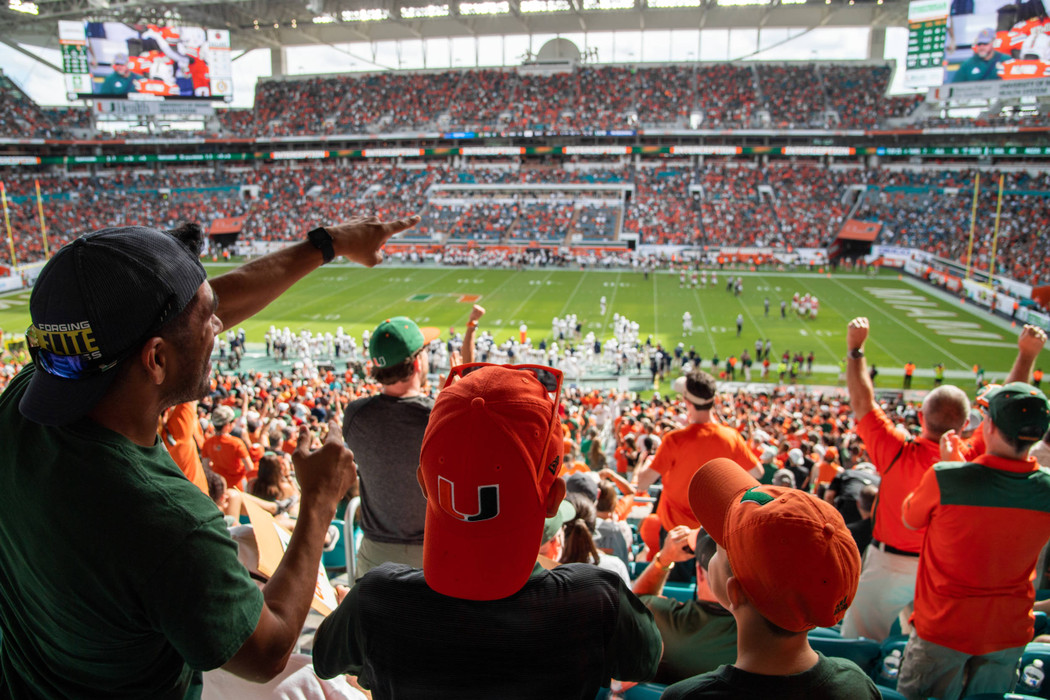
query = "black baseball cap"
xmin=21 ymin=226 xmax=206 ymax=425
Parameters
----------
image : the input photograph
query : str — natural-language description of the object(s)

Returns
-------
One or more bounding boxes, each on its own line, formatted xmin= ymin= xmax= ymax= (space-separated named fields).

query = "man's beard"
xmin=160 ymin=347 xmax=212 ymax=411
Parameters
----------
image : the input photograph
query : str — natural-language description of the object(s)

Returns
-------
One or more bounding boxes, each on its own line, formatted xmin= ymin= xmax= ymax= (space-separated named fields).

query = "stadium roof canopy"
xmin=1 ymin=0 xmax=907 ymax=52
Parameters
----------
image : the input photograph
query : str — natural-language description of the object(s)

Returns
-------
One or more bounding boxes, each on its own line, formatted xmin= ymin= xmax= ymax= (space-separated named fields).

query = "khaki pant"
xmin=840 ymin=544 xmax=919 ymax=642
xmin=355 ymin=535 xmax=424 ymax=581
xmin=898 ymin=631 xmax=1024 ymax=700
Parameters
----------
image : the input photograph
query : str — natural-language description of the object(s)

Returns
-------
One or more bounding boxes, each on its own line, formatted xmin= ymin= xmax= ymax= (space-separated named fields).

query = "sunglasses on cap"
xmin=443 ymin=362 xmax=563 ymax=395
xmin=26 ymin=324 xmax=127 ymax=380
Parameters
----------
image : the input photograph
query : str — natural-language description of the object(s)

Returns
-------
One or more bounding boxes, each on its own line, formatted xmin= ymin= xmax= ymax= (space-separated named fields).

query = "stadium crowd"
xmin=1 ymin=162 xmax=1048 ymax=286
xmin=0 ymin=62 xmax=1020 ymax=141
xmin=1 ymin=255 xmax=1048 ymax=698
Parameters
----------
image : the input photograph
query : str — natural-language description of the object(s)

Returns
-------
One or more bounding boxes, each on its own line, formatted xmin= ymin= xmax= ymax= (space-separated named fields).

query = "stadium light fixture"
xmin=648 ymin=0 xmax=702 ymax=8
xmin=582 ymin=0 xmax=635 ymax=9
xmin=341 ymin=8 xmax=390 ymax=20
xmin=520 ymin=0 xmax=572 ymax=10
xmin=780 ymin=0 xmax=806 ymax=4
xmin=460 ymin=0 xmax=510 ymax=13
xmin=401 ymin=4 xmax=450 ymax=17
xmin=9 ymin=0 xmax=39 ymax=14
xmin=312 ymin=14 xmax=336 ymax=21
xmin=716 ymin=0 xmax=773 ymax=6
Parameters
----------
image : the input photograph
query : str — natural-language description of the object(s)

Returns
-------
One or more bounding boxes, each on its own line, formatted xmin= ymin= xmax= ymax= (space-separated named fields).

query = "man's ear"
xmin=416 ymin=465 xmax=428 ymax=499
xmin=544 ymin=477 xmax=567 ymax=517
xmin=138 ymin=337 xmax=167 ymax=386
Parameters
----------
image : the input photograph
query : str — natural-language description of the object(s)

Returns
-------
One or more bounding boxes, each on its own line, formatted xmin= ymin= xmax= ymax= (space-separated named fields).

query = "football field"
xmin=2 ymin=264 xmax=1045 ymax=391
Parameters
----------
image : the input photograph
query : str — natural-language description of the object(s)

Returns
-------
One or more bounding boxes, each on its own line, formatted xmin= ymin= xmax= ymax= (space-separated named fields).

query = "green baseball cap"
xmin=370 ymin=316 xmax=440 ymax=368
xmin=542 ymin=498 xmax=576 ymax=545
xmin=985 ymin=382 xmax=1050 ymax=441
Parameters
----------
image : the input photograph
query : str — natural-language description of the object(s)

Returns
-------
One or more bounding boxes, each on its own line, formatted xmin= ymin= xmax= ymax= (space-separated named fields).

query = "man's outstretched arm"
xmin=212 ymin=215 xmax=420 ymax=329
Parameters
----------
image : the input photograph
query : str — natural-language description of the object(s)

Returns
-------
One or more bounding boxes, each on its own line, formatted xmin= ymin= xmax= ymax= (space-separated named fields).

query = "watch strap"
xmin=307 ymin=227 xmax=335 ymax=264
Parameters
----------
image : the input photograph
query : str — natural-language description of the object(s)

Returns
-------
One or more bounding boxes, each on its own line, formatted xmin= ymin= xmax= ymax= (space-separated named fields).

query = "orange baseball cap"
xmin=419 ymin=365 xmax=564 ymax=600
xmin=688 ymin=458 xmax=861 ymax=632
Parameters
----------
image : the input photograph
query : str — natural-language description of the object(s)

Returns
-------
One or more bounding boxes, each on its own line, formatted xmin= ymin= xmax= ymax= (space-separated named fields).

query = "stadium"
xmin=1 ymin=0 xmax=1050 ymax=697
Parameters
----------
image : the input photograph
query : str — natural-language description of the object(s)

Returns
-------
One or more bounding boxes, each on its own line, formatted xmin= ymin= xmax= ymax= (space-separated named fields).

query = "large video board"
xmin=59 ymin=20 xmax=233 ymax=102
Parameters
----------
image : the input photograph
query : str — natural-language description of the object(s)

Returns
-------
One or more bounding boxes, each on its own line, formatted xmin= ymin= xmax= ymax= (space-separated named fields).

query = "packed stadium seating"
xmin=2 ymin=162 xmax=1047 ymax=286
xmin=0 ymin=62 xmax=981 ymax=141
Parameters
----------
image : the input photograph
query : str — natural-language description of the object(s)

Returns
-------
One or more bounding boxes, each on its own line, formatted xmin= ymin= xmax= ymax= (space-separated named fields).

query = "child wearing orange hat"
xmin=663 ymin=457 xmax=879 ymax=699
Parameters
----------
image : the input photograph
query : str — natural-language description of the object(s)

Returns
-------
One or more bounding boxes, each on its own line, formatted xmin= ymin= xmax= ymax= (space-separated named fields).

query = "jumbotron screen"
xmin=58 ymin=20 xmax=233 ymax=101
xmin=906 ymin=0 xmax=1050 ymax=87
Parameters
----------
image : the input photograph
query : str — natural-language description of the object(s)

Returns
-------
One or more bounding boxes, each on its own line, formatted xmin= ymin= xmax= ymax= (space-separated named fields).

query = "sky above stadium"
xmin=2 ymin=25 xmax=917 ymax=109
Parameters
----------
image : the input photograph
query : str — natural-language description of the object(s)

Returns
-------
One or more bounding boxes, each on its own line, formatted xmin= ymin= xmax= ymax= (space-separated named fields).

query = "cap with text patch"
xmin=688 ymin=457 xmax=861 ymax=632
xmin=21 ymin=226 xmax=206 ymax=426
xmin=419 ymin=365 xmax=563 ymax=600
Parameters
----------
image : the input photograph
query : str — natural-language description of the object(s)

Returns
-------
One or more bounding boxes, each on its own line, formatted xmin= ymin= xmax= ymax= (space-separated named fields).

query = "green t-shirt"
xmin=0 ymin=366 xmax=264 ymax=699
xmin=98 ymin=70 xmax=142 ymax=95
xmin=662 ymin=652 xmax=881 ymax=700
xmin=951 ymin=51 xmax=1008 ymax=82
xmin=640 ymin=595 xmax=738 ymax=685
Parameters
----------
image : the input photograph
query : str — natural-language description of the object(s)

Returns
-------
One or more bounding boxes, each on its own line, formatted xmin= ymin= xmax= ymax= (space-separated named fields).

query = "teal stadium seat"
xmin=808 ymin=636 xmax=883 ymax=676
xmin=1035 ymin=612 xmax=1049 ymax=639
xmin=872 ymin=636 xmax=909 ymax=690
xmin=321 ymin=519 xmax=345 ymax=573
xmin=662 ymin=583 xmax=696 ymax=603
xmin=809 ymin=627 xmax=844 ymax=639
xmin=1014 ymin=643 xmax=1050 ymax=698
xmin=878 ymin=686 xmax=907 ymax=700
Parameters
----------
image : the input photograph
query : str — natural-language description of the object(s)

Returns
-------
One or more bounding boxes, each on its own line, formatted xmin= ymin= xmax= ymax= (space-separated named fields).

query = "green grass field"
xmin=2 ymin=265 xmax=1046 ymax=392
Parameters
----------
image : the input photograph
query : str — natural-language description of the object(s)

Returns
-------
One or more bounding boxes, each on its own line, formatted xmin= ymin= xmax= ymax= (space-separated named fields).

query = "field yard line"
xmin=734 ymin=280 xmax=768 ymax=354
xmin=794 ymin=276 xmax=904 ymax=365
xmin=360 ymin=268 xmax=460 ymax=319
xmin=827 ymin=276 xmax=970 ymax=369
xmin=557 ymin=270 xmax=591 ymax=317
xmin=692 ymin=279 xmax=718 ymax=356
xmin=602 ymin=271 xmax=624 ymax=327
xmin=462 ymin=268 xmax=525 ymax=312
xmin=508 ymin=270 xmax=556 ymax=322
xmin=273 ymin=265 xmax=397 ymax=319
xmin=652 ymin=272 xmax=661 ymax=340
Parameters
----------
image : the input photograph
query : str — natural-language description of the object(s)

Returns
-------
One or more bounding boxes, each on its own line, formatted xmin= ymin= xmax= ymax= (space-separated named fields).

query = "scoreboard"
xmin=905 ymin=0 xmax=950 ymax=88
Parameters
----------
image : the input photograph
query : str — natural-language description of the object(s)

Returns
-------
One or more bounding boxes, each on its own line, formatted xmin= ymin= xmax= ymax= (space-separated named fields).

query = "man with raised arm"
xmin=839 ymin=317 xmax=970 ymax=642
xmin=0 ymin=215 xmax=417 ymax=698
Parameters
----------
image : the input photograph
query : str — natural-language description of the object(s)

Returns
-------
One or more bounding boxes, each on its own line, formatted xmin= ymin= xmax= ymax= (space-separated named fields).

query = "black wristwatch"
xmin=848 ymin=348 xmax=864 ymax=359
xmin=307 ymin=227 xmax=335 ymax=264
